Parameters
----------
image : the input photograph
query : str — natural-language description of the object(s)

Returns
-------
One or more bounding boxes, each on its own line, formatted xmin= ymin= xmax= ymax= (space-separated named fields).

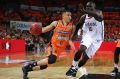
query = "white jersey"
xmin=82 ymin=14 xmax=104 ymax=41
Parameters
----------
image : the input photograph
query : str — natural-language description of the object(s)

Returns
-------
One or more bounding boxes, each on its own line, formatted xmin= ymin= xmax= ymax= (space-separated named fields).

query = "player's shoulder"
xmin=79 ymin=14 xmax=86 ymax=23
xmin=81 ymin=14 xmax=86 ymax=19
xmin=51 ymin=21 xmax=58 ymax=24
xmin=50 ymin=21 xmax=59 ymax=27
xmin=96 ymin=9 xmax=103 ymax=21
xmin=52 ymin=20 xmax=61 ymax=24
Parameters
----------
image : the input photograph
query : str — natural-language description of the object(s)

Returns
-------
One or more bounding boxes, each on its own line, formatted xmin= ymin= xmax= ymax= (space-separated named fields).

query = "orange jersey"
xmin=49 ymin=20 xmax=73 ymax=57
xmin=116 ymin=40 xmax=120 ymax=47
xmin=51 ymin=20 xmax=73 ymax=48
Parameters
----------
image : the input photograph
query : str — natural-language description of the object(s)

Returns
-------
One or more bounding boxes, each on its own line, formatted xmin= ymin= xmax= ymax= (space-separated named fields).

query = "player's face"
xmin=62 ymin=12 xmax=72 ymax=23
xmin=86 ymin=2 xmax=95 ymax=11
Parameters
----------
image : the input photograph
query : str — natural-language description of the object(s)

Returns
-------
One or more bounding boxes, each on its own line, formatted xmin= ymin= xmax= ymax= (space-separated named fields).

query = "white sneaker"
xmin=77 ymin=67 xmax=88 ymax=78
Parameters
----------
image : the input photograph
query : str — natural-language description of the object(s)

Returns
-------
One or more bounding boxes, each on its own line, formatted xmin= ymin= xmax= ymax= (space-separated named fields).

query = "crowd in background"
xmin=0 ymin=8 xmax=120 ymax=41
xmin=104 ymin=21 xmax=120 ymax=41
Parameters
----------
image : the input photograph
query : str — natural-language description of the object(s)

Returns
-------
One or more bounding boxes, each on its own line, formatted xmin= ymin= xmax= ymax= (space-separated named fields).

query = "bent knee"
xmin=78 ymin=45 xmax=87 ymax=53
xmin=48 ymin=54 xmax=57 ymax=64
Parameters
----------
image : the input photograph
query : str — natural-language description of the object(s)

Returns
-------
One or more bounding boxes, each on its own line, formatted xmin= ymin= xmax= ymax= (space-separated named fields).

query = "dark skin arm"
xmin=73 ymin=14 xmax=86 ymax=36
xmin=84 ymin=10 xmax=103 ymax=21
xmin=79 ymin=4 xmax=103 ymax=21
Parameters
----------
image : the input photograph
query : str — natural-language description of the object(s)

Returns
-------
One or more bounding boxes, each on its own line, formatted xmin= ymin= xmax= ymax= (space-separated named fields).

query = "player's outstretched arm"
xmin=85 ymin=10 xmax=103 ymax=21
xmin=42 ymin=21 xmax=57 ymax=33
xmin=74 ymin=14 xmax=85 ymax=36
xmin=79 ymin=4 xmax=103 ymax=21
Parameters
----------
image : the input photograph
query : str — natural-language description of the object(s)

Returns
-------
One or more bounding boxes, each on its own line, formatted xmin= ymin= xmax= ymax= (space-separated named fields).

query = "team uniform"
xmin=22 ymin=20 xmax=74 ymax=79
xmin=47 ymin=20 xmax=74 ymax=58
xmin=111 ymin=40 xmax=120 ymax=76
xmin=115 ymin=40 xmax=120 ymax=59
xmin=116 ymin=40 xmax=120 ymax=48
xmin=81 ymin=14 xmax=104 ymax=58
xmin=115 ymin=40 xmax=120 ymax=57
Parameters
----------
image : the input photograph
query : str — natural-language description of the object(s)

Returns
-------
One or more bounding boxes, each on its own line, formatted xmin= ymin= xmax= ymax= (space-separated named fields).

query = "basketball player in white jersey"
xmin=66 ymin=1 xmax=104 ymax=78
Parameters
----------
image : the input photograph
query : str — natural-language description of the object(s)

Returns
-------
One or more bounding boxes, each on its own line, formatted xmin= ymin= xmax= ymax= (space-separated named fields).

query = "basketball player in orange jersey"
xmin=111 ymin=39 xmax=120 ymax=76
xmin=22 ymin=10 xmax=76 ymax=79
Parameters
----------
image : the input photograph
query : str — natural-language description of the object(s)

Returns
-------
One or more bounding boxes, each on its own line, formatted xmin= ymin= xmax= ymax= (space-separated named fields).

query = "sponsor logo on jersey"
xmin=56 ymin=36 xmax=69 ymax=40
xmin=85 ymin=22 xmax=97 ymax=27
xmin=57 ymin=30 xmax=70 ymax=34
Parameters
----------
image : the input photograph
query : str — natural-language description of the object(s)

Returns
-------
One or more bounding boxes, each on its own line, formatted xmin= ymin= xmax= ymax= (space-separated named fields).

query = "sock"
xmin=114 ymin=64 xmax=118 ymax=68
xmin=72 ymin=60 xmax=78 ymax=69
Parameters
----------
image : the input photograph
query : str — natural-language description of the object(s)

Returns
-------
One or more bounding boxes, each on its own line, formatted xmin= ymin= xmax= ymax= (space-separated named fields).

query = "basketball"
xmin=29 ymin=23 xmax=42 ymax=35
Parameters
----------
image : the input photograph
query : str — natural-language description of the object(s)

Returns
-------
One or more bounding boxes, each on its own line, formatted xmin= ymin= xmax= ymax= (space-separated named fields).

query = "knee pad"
xmin=48 ymin=54 xmax=57 ymax=64
xmin=40 ymin=65 xmax=48 ymax=70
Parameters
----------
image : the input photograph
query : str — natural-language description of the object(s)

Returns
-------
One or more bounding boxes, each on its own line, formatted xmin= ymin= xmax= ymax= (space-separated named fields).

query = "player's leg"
xmin=111 ymin=47 xmax=120 ymax=76
xmin=78 ymin=53 xmax=89 ymax=67
xmin=74 ymin=45 xmax=87 ymax=66
xmin=22 ymin=59 xmax=48 ymax=79
xmin=22 ymin=53 xmax=57 ymax=79
xmin=114 ymin=47 xmax=120 ymax=71
xmin=77 ymin=40 xmax=102 ymax=79
xmin=72 ymin=35 xmax=92 ymax=67
xmin=66 ymin=45 xmax=87 ymax=77
xmin=66 ymin=35 xmax=93 ymax=77
xmin=77 ymin=53 xmax=89 ymax=78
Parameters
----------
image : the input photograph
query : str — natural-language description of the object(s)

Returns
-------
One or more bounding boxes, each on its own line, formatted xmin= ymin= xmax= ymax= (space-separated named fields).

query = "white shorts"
xmin=81 ymin=35 xmax=103 ymax=58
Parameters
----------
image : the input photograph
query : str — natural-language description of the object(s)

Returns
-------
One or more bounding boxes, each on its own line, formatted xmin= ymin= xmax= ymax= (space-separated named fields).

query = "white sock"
xmin=114 ymin=64 xmax=118 ymax=68
xmin=72 ymin=60 xmax=78 ymax=69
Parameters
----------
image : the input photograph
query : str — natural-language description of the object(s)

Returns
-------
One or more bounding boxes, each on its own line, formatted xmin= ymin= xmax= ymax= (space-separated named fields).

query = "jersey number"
xmin=89 ymin=27 xmax=93 ymax=31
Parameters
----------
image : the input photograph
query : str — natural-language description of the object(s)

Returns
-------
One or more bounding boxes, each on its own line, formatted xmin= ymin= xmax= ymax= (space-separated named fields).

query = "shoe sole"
xmin=66 ymin=76 xmax=76 ymax=79
xmin=77 ymin=75 xmax=89 ymax=79
xmin=110 ymin=73 xmax=119 ymax=76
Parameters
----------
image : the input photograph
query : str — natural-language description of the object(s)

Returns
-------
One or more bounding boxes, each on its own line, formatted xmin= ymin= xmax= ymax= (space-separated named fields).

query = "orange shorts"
xmin=47 ymin=44 xmax=64 ymax=58
xmin=116 ymin=40 xmax=120 ymax=47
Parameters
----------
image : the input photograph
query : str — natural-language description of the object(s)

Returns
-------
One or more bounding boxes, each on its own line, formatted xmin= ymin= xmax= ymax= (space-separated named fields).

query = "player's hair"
xmin=61 ymin=9 xmax=71 ymax=14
